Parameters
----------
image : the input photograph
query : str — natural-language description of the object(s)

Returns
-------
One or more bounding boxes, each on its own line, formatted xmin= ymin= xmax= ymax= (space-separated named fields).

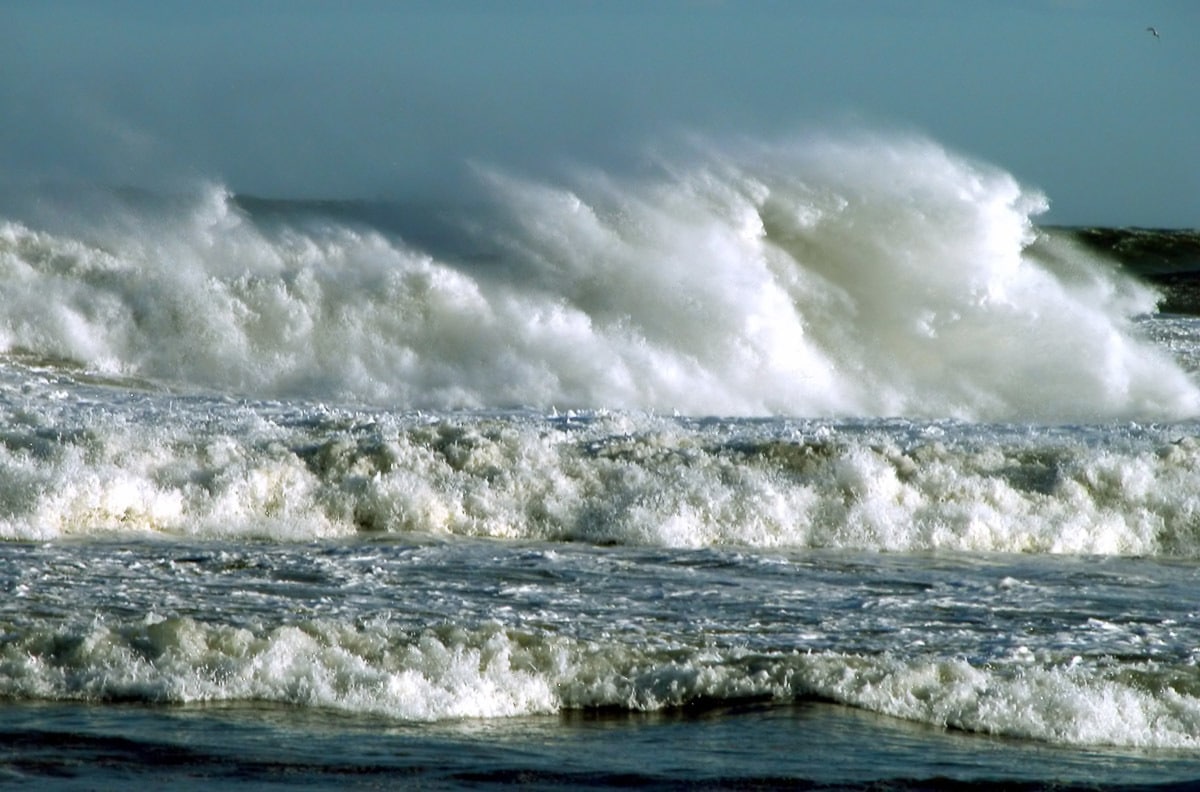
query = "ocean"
xmin=2 ymin=136 xmax=1200 ymax=789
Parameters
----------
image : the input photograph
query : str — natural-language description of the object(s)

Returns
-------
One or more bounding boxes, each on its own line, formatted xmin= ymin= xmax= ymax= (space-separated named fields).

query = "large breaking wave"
xmin=1 ymin=133 xmax=1196 ymax=421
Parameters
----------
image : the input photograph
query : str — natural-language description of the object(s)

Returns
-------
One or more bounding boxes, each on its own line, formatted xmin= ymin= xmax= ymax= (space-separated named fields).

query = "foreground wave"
xmin=3 ymin=540 xmax=1198 ymax=752
xmin=3 ymin=617 xmax=1196 ymax=748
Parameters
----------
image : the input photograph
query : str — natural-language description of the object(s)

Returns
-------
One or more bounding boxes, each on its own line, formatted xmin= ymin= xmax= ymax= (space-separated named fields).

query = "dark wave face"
xmin=1048 ymin=227 xmax=1200 ymax=314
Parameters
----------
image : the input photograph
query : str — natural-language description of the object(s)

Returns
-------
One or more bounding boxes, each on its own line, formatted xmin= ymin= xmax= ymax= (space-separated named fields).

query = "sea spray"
xmin=1 ymin=134 xmax=1195 ymax=420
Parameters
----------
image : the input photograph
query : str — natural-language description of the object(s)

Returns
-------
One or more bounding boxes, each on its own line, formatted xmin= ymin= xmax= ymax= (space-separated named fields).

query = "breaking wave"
xmin=1 ymin=133 xmax=1196 ymax=421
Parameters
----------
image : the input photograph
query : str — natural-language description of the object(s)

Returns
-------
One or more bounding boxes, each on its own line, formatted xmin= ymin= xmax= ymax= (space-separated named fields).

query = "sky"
xmin=1 ymin=0 xmax=1196 ymax=227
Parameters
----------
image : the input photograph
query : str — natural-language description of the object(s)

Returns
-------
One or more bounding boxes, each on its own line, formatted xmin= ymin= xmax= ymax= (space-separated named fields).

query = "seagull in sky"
xmin=1146 ymin=26 xmax=1160 ymax=39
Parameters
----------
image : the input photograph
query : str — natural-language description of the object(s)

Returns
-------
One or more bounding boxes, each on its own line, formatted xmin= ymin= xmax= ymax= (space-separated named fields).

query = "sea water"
xmin=3 ymin=135 xmax=1200 ymax=789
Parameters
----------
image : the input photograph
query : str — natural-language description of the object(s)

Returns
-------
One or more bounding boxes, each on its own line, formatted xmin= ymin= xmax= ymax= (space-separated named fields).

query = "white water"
xmin=0 ymin=620 xmax=1150 ymax=734
xmin=2 ymin=134 xmax=1195 ymax=420
xmin=5 ymin=549 xmax=1200 ymax=750
xmin=5 ymin=133 xmax=1200 ymax=762
xmin=2 ymin=380 xmax=1200 ymax=555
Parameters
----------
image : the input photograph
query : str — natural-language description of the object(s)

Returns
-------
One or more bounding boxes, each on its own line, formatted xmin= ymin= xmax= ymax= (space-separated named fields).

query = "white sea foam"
xmin=3 ymin=393 xmax=1200 ymax=555
xmin=0 ymin=617 xmax=558 ymax=720
xmin=3 ymin=614 xmax=1197 ymax=748
xmin=1 ymin=133 xmax=1195 ymax=420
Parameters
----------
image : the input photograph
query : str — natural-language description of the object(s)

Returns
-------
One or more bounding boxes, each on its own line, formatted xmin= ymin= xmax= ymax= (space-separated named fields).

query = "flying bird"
xmin=1146 ymin=26 xmax=1160 ymax=39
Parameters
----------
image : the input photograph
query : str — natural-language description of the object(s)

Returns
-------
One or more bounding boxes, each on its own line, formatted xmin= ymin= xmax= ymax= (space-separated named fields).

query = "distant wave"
xmin=1 ymin=133 xmax=1196 ymax=420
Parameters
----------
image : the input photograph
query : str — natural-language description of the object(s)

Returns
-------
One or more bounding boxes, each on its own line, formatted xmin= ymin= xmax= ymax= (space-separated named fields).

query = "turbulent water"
xmin=3 ymin=135 xmax=1200 ymax=789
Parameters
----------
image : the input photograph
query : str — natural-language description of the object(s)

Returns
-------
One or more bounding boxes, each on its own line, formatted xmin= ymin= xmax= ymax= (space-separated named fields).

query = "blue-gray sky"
xmin=2 ymin=0 xmax=1196 ymax=226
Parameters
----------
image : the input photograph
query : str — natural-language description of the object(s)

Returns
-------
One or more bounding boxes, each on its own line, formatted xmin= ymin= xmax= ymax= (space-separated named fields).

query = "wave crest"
xmin=1 ymin=134 xmax=1195 ymax=420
